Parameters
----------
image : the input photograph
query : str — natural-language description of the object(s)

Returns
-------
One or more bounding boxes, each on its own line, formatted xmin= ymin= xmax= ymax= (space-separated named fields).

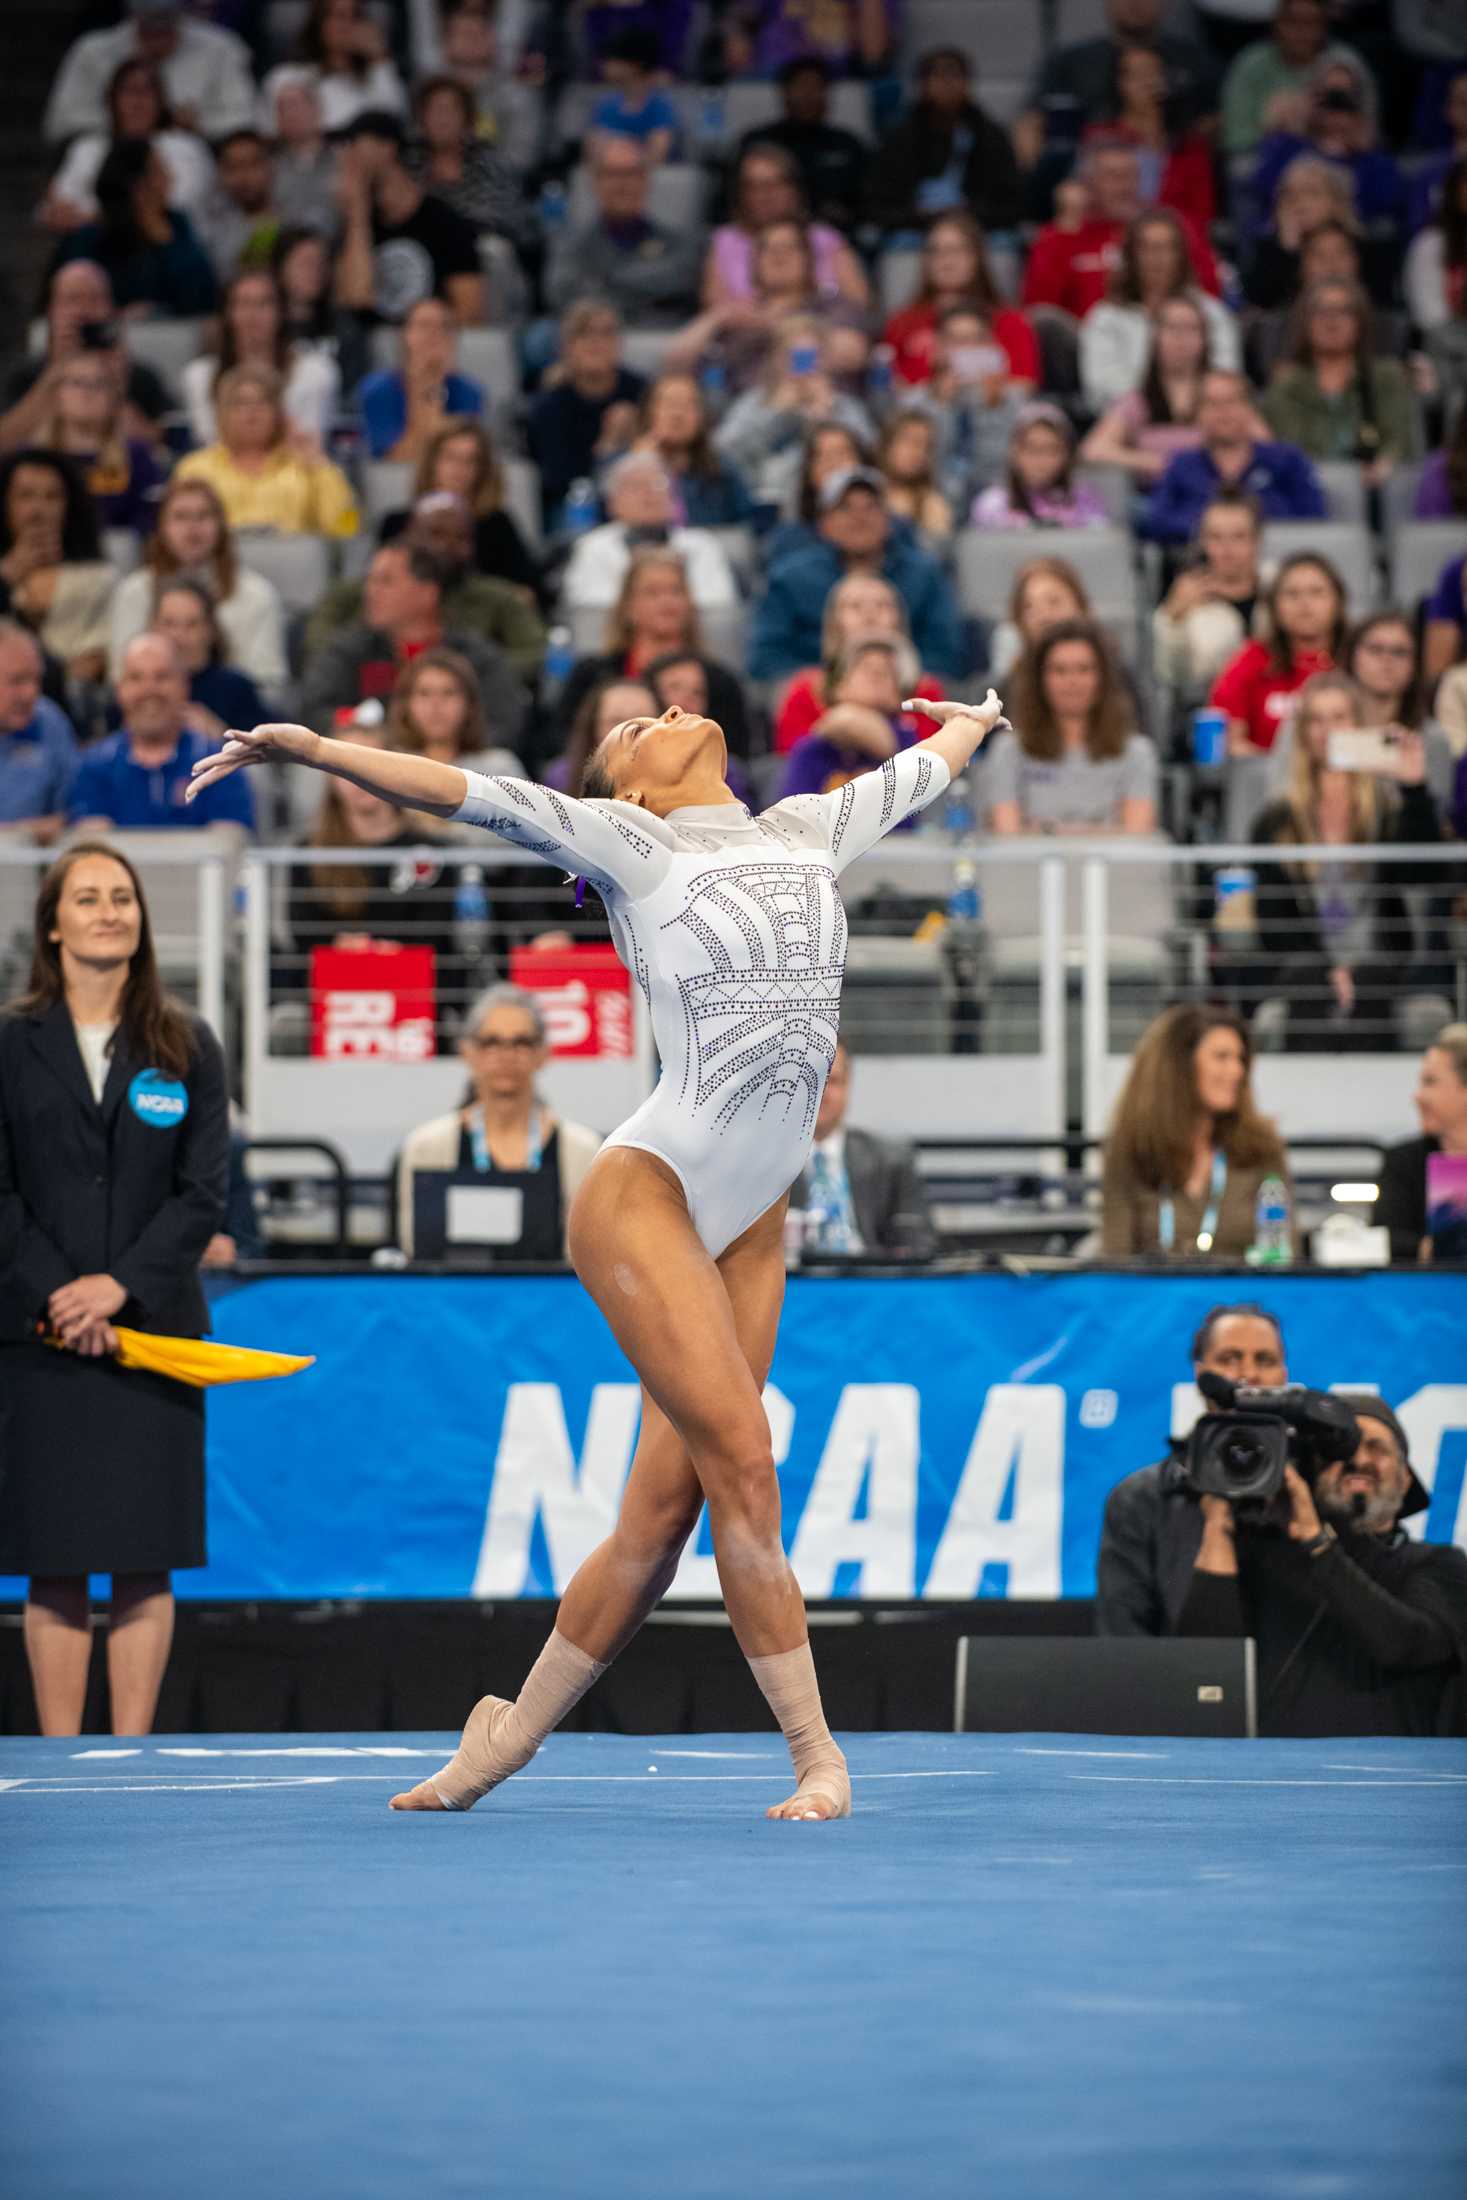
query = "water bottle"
xmin=946 ymin=856 xmax=982 ymax=924
xmin=540 ymin=178 xmax=567 ymax=231
xmin=564 ymin=477 xmax=599 ymax=536
xmin=543 ymin=623 xmax=575 ymax=687
xmin=943 ymin=769 xmax=975 ymax=841
xmin=454 ymin=863 xmax=492 ymax=968
xmin=868 ymin=342 xmax=895 ymax=406
xmin=1248 ymin=1174 xmax=1293 ymax=1268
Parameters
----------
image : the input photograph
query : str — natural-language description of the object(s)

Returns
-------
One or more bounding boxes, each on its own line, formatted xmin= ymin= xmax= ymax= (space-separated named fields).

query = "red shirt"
xmin=1021 ymin=215 xmax=1219 ymax=320
xmin=1209 ymin=641 xmax=1334 ymax=753
xmin=882 ymin=303 xmax=1041 ymax=389
xmin=774 ymin=667 xmax=945 ymax=754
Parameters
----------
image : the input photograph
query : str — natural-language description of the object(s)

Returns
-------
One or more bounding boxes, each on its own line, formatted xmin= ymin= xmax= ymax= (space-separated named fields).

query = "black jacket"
xmin=792 ymin=1125 xmax=937 ymax=1259
xmin=1096 ymin=1455 xmax=1467 ymax=1736
xmin=1373 ymin=1134 xmax=1440 ymax=1265
xmin=1250 ymin=783 xmax=1441 ymax=971
xmin=866 ymin=100 xmax=1023 ymax=235
xmin=0 ymin=999 xmax=229 ymax=1341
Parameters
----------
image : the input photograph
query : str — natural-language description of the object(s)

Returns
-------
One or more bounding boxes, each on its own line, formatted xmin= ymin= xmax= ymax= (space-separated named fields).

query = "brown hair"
xmin=1108 ymin=208 xmax=1194 ymax=308
xmin=1263 ymin=552 xmax=1348 ymax=673
xmin=7 ymin=842 xmax=195 ymax=1080
xmin=1284 ymin=275 xmax=1377 ymax=379
xmin=146 ymin=475 xmax=239 ymax=599
xmin=1106 ymin=1004 xmax=1284 ymax=1191
xmin=913 ymin=210 xmax=1001 ymax=315
xmin=602 ymin=547 xmax=701 ymax=657
xmin=414 ymin=418 xmax=504 ymax=517
xmin=638 ymin=373 xmax=719 ymax=480
xmin=1010 ymin=618 xmax=1133 ymax=763
xmin=1346 ymin=610 xmax=1425 ymax=730
xmin=387 ymin=645 xmax=488 ymax=760
xmin=566 ymin=676 xmax=656 ymax=797
xmin=1006 ymin=555 xmax=1092 ymax=631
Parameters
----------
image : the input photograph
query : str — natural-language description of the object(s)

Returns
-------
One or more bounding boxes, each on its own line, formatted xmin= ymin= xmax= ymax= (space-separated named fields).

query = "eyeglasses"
xmin=1357 ymin=639 xmax=1413 ymax=658
xmin=466 ymin=1033 xmax=538 ymax=1053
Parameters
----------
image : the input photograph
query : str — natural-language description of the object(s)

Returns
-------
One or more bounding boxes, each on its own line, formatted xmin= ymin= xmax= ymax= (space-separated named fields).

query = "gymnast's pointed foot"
xmin=766 ymin=1747 xmax=851 ymax=1822
xmin=389 ymin=1694 xmax=516 ymax=1811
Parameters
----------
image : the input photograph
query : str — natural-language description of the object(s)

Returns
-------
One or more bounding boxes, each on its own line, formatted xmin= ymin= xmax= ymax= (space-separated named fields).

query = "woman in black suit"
xmin=0 ymin=841 xmax=228 ymax=1734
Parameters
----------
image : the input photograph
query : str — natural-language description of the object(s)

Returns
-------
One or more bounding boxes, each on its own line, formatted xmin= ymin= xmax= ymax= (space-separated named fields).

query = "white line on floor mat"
xmin=1071 ymin=1773 xmax=1467 ymax=1787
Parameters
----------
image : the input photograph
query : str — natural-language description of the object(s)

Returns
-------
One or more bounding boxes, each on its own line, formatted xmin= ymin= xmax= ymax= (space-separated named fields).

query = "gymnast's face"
xmin=594 ymin=703 xmax=727 ymax=810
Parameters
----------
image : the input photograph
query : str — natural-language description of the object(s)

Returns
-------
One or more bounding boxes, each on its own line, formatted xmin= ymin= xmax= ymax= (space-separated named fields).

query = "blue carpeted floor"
xmin=3 ymin=1731 xmax=1465 ymax=2200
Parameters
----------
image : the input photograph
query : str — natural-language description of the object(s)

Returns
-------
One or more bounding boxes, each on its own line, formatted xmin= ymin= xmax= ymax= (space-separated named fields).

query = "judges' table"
xmin=12 ymin=1266 xmax=1457 ymax=1605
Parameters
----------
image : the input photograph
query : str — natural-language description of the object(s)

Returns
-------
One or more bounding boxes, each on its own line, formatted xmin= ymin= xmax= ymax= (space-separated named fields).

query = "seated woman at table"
xmin=1373 ymin=1024 xmax=1467 ymax=1264
xmin=1100 ymin=1004 xmax=1292 ymax=1261
xmin=1249 ymin=671 xmax=1443 ymax=1052
xmin=395 ymin=984 xmax=601 ymax=1262
xmin=984 ymin=620 xmax=1158 ymax=836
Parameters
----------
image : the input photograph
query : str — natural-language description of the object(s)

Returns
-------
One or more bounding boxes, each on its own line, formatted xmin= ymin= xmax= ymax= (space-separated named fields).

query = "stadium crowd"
xmin=2 ymin=0 xmax=1466 ymax=1266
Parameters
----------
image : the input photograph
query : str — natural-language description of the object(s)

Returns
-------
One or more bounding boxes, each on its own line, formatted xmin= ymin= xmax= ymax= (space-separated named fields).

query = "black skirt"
xmin=0 ymin=1343 xmax=205 ymax=1577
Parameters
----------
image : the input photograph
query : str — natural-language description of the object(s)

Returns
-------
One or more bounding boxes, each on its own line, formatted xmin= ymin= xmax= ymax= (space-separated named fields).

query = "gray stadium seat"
xmin=1379 ymin=462 xmax=1425 ymax=541
xmin=903 ymin=1 xmax=1044 ymax=82
xmin=620 ymin=327 xmax=679 ymax=381
xmin=0 ymin=850 xmax=44 ymax=996
xmin=235 ymin=532 xmax=334 ymax=616
xmin=1054 ymin=0 xmax=1114 ymax=39
xmin=1075 ymin=466 xmax=1132 ymax=527
xmin=1260 ymin=520 xmax=1379 ymax=615
xmin=362 ymin=461 xmax=414 ymax=523
xmin=1390 ymin=521 xmax=1466 ymax=610
xmin=102 ymin=528 xmax=141 ymax=574
xmin=501 ymin=456 xmax=544 ymax=555
xmin=957 ymin=526 xmax=1138 ymax=623
xmin=125 ymin=319 xmax=206 ymax=389
xmin=1315 ymin=463 xmax=1368 ymax=525
xmin=877 ymin=247 xmax=923 ymax=318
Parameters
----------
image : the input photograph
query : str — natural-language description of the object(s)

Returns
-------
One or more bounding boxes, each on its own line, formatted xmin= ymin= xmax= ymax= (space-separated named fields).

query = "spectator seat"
xmin=620 ymin=327 xmax=679 ymax=381
xmin=567 ymin=161 xmax=706 ymax=237
xmin=1390 ymin=522 xmax=1467 ymax=612
xmin=235 ymin=531 xmax=334 ymax=616
xmin=713 ymin=79 xmax=873 ymax=142
xmin=125 ymin=319 xmax=207 ymax=388
xmin=877 ymin=247 xmax=923 ymax=318
xmin=1314 ymin=463 xmax=1369 ymax=525
xmin=902 ymin=2 xmax=1043 ymax=88
xmin=1075 ymin=466 xmax=1132 ymax=527
xmin=101 ymin=528 xmax=141 ymax=574
xmin=1380 ymin=462 xmax=1425 ymax=540
xmin=500 ymin=456 xmax=544 ymax=555
xmin=958 ymin=526 xmax=1138 ymax=626
xmin=1028 ymin=306 xmax=1081 ymax=397
xmin=1259 ymin=520 xmax=1379 ymax=615
xmin=363 ymin=460 xmax=414 ymax=523
xmin=0 ymin=848 xmax=44 ymax=996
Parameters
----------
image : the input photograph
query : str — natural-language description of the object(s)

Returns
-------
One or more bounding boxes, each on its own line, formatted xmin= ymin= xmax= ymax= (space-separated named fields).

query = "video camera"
xmin=1174 ymin=1376 xmax=1361 ymax=1524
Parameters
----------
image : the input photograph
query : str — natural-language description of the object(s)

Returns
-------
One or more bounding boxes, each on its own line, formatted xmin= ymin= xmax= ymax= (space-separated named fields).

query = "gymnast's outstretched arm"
xmin=186 ymin=722 xmax=470 ymax=816
xmin=905 ymin=689 xmax=1010 ymax=778
xmin=187 ymin=729 xmax=674 ymax=897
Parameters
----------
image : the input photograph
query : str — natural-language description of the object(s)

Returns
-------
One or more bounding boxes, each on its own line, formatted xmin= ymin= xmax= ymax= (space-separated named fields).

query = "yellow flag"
xmin=110 ymin=1329 xmax=315 ymax=1389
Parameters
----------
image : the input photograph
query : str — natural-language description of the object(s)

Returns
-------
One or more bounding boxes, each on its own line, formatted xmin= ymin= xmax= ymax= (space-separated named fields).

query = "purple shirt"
xmin=779 ymin=714 xmax=922 ymax=803
xmin=1412 ymin=451 xmax=1461 ymax=521
xmin=1426 ymin=554 xmax=1467 ymax=644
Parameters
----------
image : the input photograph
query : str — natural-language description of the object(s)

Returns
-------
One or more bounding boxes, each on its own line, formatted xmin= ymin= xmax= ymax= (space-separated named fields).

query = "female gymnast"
xmin=188 ymin=689 xmax=1004 ymax=1820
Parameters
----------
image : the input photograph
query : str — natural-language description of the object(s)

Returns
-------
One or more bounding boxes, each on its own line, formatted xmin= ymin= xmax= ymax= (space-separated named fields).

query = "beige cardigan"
xmin=396 ymin=1107 xmax=601 ymax=1258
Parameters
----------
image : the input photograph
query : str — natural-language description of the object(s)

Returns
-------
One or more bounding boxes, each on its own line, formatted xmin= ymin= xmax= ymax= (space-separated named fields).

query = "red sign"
xmin=509 ymin=945 xmax=633 ymax=1058
xmin=310 ymin=944 xmax=437 ymax=1061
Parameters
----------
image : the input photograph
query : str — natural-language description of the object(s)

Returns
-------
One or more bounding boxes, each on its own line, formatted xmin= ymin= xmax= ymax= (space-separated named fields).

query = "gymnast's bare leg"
xmin=391 ymin=1148 xmax=848 ymax=1821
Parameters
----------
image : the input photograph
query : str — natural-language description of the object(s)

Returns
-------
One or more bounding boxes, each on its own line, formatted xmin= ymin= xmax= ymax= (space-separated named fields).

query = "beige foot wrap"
xmin=430 ymin=1630 xmax=608 ymax=1810
xmin=748 ymin=1641 xmax=851 ymax=1818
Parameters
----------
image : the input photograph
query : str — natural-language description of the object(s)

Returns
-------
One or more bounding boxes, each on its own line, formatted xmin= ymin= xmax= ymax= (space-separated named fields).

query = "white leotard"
xmin=454 ymin=748 xmax=951 ymax=1256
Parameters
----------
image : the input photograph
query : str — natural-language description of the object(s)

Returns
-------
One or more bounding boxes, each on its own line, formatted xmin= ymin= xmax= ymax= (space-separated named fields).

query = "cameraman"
xmin=1096 ymin=1304 xmax=1467 ymax=1735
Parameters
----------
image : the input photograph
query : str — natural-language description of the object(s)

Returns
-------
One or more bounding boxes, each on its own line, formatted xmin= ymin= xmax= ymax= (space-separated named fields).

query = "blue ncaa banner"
xmin=8 ymin=1273 xmax=1462 ymax=1601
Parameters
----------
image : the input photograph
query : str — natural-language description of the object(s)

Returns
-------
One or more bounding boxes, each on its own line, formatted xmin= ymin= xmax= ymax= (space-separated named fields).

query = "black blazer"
xmin=1374 ymin=1134 xmax=1437 ymax=1265
xmin=0 ymin=1000 xmax=229 ymax=1343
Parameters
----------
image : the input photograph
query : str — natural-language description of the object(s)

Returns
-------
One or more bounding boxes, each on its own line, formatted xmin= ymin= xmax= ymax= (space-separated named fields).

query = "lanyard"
xmin=468 ymin=1108 xmax=543 ymax=1177
xmin=1159 ymin=1148 xmax=1226 ymax=1255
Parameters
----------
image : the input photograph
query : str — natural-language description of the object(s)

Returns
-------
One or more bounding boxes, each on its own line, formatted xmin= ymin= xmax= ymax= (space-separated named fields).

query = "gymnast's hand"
xmin=904 ymin=689 xmax=1009 ymax=772
xmin=186 ymin=722 xmax=320 ymax=802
